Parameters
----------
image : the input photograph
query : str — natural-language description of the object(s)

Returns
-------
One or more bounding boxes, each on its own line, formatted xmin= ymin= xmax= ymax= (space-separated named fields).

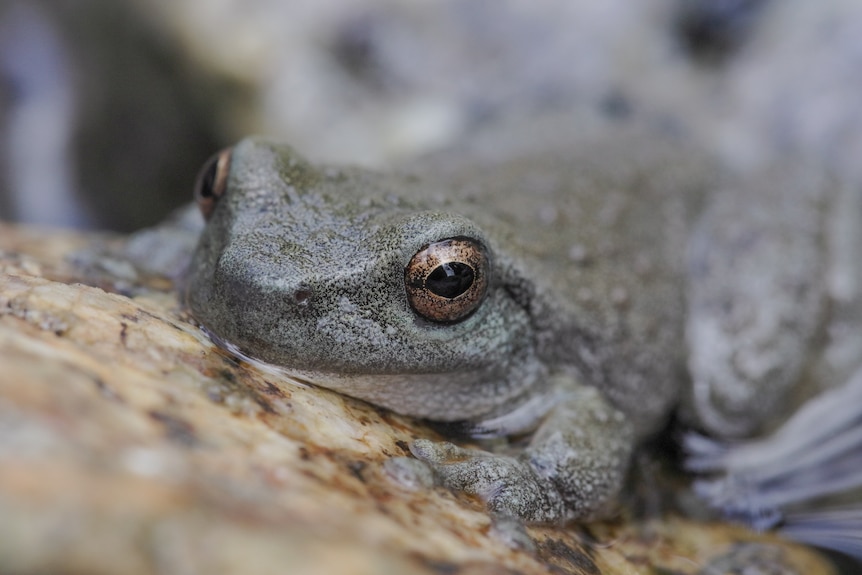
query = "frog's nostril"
xmin=293 ymin=288 xmax=312 ymax=306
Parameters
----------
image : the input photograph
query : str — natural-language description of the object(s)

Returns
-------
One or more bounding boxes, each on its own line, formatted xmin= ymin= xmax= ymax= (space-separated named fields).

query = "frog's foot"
xmin=409 ymin=439 xmax=568 ymax=523
xmin=411 ymin=387 xmax=634 ymax=524
xmin=685 ymin=366 xmax=862 ymax=561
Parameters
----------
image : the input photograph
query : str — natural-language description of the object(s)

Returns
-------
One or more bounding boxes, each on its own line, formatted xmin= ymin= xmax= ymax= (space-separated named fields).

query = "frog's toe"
xmin=409 ymin=439 xmax=476 ymax=463
xmin=410 ymin=440 xmax=566 ymax=522
xmin=482 ymin=468 xmax=567 ymax=522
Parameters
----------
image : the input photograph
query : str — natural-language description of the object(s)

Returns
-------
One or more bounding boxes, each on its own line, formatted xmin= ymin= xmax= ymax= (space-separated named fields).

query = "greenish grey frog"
xmin=182 ymin=119 xmax=862 ymax=551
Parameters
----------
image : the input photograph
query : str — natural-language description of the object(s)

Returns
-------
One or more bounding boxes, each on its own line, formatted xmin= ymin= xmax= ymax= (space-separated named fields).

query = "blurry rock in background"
xmin=674 ymin=0 xmax=770 ymax=64
xmin=1 ymin=0 xmax=861 ymax=230
xmin=0 ymin=0 xmax=249 ymax=231
xmin=704 ymin=0 xmax=862 ymax=178
xmin=0 ymin=2 xmax=81 ymax=227
xmin=146 ymin=0 xmax=687 ymax=165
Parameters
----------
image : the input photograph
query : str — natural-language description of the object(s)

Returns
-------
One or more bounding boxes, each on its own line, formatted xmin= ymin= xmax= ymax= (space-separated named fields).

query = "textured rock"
xmin=0 ymin=223 xmax=838 ymax=574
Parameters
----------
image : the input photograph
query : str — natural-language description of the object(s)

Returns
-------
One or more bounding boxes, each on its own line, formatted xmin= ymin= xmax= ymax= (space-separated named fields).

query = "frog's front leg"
xmin=411 ymin=386 xmax=634 ymax=522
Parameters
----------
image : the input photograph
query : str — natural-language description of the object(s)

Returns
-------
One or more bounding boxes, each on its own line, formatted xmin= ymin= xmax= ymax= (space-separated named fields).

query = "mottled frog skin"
xmin=183 ymin=119 xmax=862 ymax=530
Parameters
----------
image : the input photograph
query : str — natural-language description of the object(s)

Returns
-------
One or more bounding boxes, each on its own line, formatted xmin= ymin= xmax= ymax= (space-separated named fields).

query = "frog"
xmin=181 ymin=116 xmax=862 ymax=545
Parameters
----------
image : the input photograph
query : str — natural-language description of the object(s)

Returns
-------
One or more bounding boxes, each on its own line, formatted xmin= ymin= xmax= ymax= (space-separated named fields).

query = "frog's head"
xmin=185 ymin=137 xmax=545 ymax=422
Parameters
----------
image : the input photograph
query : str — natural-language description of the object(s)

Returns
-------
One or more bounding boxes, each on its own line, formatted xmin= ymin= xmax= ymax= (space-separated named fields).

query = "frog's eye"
xmin=405 ymin=238 xmax=489 ymax=323
xmin=194 ymin=148 xmax=232 ymax=220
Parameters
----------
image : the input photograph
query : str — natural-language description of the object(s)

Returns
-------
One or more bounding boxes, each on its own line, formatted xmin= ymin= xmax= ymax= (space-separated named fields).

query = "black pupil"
xmin=426 ymin=262 xmax=474 ymax=299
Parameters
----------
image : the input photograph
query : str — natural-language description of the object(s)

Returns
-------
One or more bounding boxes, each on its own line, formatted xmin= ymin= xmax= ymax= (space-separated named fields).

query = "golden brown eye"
xmin=405 ymin=237 xmax=489 ymax=323
xmin=194 ymin=148 xmax=232 ymax=220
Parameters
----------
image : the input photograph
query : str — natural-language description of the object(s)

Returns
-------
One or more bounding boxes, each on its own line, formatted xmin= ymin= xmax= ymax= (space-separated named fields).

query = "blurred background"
xmin=1 ymin=0 xmax=860 ymax=231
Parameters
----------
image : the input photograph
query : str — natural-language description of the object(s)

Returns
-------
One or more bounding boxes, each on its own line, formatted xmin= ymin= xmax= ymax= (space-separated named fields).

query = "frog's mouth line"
xmin=199 ymin=327 xmax=548 ymax=427
xmin=206 ymin=332 xmax=309 ymax=389
xmin=203 ymin=328 xmax=429 ymax=387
